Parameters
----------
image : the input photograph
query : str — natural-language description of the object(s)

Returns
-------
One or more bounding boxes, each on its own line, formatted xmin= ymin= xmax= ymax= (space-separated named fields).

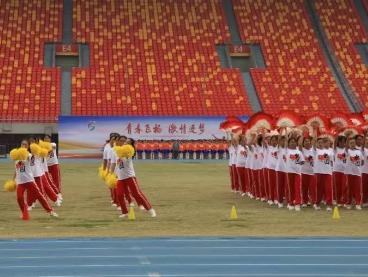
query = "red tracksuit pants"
xmin=116 ymin=177 xmax=152 ymax=215
xmin=48 ymin=164 xmax=61 ymax=192
xmin=17 ymin=182 xmax=52 ymax=219
xmin=231 ymin=165 xmax=240 ymax=191
xmin=41 ymin=174 xmax=58 ymax=203
xmin=345 ymin=174 xmax=362 ymax=206
xmin=276 ymin=171 xmax=286 ymax=204
xmin=301 ymin=174 xmax=315 ymax=205
xmin=45 ymin=172 xmax=59 ymax=195
xmin=315 ymin=173 xmax=333 ymax=206
xmin=236 ymin=167 xmax=247 ymax=193
xmin=267 ymin=169 xmax=277 ymax=202
xmin=362 ymin=173 xmax=368 ymax=204
xmin=287 ymin=173 xmax=302 ymax=206
xmin=333 ymin=172 xmax=346 ymax=205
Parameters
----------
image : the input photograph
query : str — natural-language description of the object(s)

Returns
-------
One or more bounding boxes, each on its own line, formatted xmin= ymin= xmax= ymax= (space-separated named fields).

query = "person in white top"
xmin=333 ymin=136 xmax=347 ymax=206
xmin=14 ymin=140 xmax=57 ymax=220
xmin=110 ymin=137 xmax=156 ymax=218
xmin=228 ymin=141 xmax=235 ymax=192
xmin=236 ymin=136 xmax=248 ymax=196
xmin=262 ymin=135 xmax=271 ymax=204
xmin=285 ymin=135 xmax=305 ymax=211
xmin=27 ymin=137 xmax=59 ymax=209
xmin=229 ymin=137 xmax=240 ymax=193
xmin=103 ymin=133 xmax=120 ymax=206
xmin=344 ymin=137 xmax=364 ymax=210
xmin=44 ymin=135 xmax=62 ymax=193
xmin=249 ymin=135 xmax=264 ymax=200
xmin=301 ymin=137 xmax=315 ymax=207
xmin=362 ymin=137 xmax=368 ymax=206
xmin=313 ymin=137 xmax=334 ymax=211
xmin=266 ymin=135 xmax=279 ymax=205
xmin=275 ymin=135 xmax=287 ymax=208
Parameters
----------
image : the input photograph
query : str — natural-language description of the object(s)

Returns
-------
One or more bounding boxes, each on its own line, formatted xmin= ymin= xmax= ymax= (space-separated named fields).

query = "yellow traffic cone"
xmin=128 ymin=206 xmax=136 ymax=220
xmin=332 ymin=206 xmax=340 ymax=220
xmin=230 ymin=205 xmax=238 ymax=220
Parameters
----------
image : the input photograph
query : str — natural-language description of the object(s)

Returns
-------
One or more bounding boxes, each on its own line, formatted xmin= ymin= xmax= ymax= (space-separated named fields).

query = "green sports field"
xmin=0 ymin=160 xmax=367 ymax=238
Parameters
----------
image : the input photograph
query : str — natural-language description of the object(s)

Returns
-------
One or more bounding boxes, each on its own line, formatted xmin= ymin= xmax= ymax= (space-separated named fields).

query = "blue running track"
xmin=0 ymin=237 xmax=367 ymax=277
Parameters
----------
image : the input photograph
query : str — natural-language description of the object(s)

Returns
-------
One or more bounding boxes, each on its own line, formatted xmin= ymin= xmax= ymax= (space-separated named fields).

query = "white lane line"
xmin=1 ymin=246 xmax=368 ymax=251
xmin=138 ymin=256 xmax=151 ymax=265
xmin=1 ymin=239 xmax=368 ymax=243
xmin=147 ymin=273 xmax=160 ymax=277
xmin=1 ymin=263 xmax=368 ymax=268
xmin=2 ymin=254 xmax=368 ymax=259
xmin=36 ymin=275 xmax=368 ymax=277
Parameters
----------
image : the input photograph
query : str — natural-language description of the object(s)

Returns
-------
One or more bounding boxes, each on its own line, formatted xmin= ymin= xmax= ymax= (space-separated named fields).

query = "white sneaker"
xmin=295 ymin=205 xmax=301 ymax=211
xmin=356 ymin=205 xmax=362 ymax=210
xmin=301 ymin=204 xmax=307 ymax=208
xmin=241 ymin=193 xmax=246 ymax=197
xmin=148 ymin=209 xmax=157 ymax=217
xmin=119 ymin=214 xmax=128 ymax=218
xmin=249 ymin=194 xmax=254 ymax=199
xmin=112 ymin=203 xmax=117 ymax=207
xmin=344 ymin=204 xmax=352 ymax=210
xmin=261 ymin=198 xmax=266 ymax=202
xmin=31 ymin=202 xmax=36 ymax=208
xmin=55 ymin=199 xmax=62 ymax=207
xmin=313 ymin=204 xmax=321 ymax=210
xmin=278 ymin=203 xmax=284 ymax=208
xmin=49 ymin=211 xmax=58 ymax=218
xmin=129 ymin=202 xmax=135 ymax=207
xmin=288 ymin=205 xmax=295 ymax=211
xmin=139 ymin=205 xmax=145 ymax=210
xmin=274 ymin=200 xmax=279 ymax=205
xmin=117 ymin=206 xmax=122 ymax=211
xmin=27 ymin=206 xmax=33 ymax=211
xmin=267 ymin=200 xmax=273 ymax=205
xmin=57 ymin=193 xmax=63 ymax=201
xmin=326 ymin=206 xmax=332 ymax=212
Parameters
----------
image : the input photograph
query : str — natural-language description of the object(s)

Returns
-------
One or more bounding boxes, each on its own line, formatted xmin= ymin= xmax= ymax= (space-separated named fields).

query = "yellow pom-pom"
xmin=39 ymin=140 xmax=52 ymax=151
xmin=98 ymin=166 xmax=104 ymax=179
xmin=114 ymin=145 xmax=135 ymax=158
xmin=9 ymin=148 xmax=20 ymax=161
xmin=30 ymin=143 xmax=41 ymax=156
xmin=105 ymin=173 xmax=118 ymax=188
xmin=17 ymin=148 xmax=29 ymax=161
xmin=39 ymin=148 xmax=49 ymax=158
xmin=4 ymin=179 xmax=16 ymax=192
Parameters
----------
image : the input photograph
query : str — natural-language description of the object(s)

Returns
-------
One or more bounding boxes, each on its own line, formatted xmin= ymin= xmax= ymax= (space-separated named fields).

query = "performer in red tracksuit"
xmin=313 ymin=137 xmax=334 ymax=211
xmin=344 ymin=137 xmax=364 ymax=210
xmin=285 ymin=136 xmax=305 ymax=211
xmin=333 ymin=136 xmax=347 ymax=206
xmin=301 ymin=137 xmax=315 ymax=206
xmin=44 ymin=135 xmax=62 ymax=193
xmin=14 ymin=140 xmax=58 ymax=220
xmin=113 ymin=138 xmax=156 ymax=218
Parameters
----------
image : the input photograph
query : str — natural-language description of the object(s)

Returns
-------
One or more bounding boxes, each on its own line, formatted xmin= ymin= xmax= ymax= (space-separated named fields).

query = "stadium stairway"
xmin=222 ymin=0 xmax=263 ymax=112
xmin=305 ymin=0 xmax=363 ymax=112
xmin=60 ymin=0 xmax=73 ymax=115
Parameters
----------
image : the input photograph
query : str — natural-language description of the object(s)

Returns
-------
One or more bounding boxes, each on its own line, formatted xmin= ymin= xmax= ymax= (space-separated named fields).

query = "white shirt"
xmin=236 ymin=146 xmax=247 ymax=167
xmin=103 ymin=143 xmax=112 ymax=160
xmin=41 ymin=157 xmax=49 ymax=172
xmin=229 ymin=145 xmax=237 ymax=166
xmin=301 ymin=148 xmax=314 ymax=175
xmin=286 ymin=148 xmax=305 ymax=174
xmin=362 ymin=148 xmax=368 ymax=174
xmin=15 ymin=154 xmax=34 ymax=185
xmin=29 ymin=155 xmax=44 ymax=177
xmin=252 ymin=145 xmax=263 ymax=170
xmin=115 ymin=157 xmax=136 ymax=180
xmin=275 ymin=147 xmax=287 ymax=172
xmin=266 ymin=146 xmax=278 ymax=170
xmin=47 ymin=143 xmax=58 ymax=166
xmin=345 ymin=148 xmax=363 ymax=176
xmin=333 ymin=147 xmax=346 ymax=173
xmin=314 ymin=148 xmax=333 ymax=175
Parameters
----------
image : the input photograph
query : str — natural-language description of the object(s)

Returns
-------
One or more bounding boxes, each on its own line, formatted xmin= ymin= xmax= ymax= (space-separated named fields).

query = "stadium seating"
xmin=233 ymin=0 xmax=350 ymax=115
xmin=315 ymin=0 xmax=368 ymax=109
xmin=72 ymin=0 xmax=253 ymax=116
xmin=0 ymin=0 xmax=62 ymax=122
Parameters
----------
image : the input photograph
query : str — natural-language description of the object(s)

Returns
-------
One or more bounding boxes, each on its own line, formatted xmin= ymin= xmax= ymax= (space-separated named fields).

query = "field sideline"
xmin=0 ymin=160 xmax=367 ymax=238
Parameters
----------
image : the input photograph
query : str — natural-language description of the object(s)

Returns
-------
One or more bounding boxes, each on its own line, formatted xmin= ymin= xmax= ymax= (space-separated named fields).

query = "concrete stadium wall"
xmin=0 ymin=122 xmax=58 ymax=134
